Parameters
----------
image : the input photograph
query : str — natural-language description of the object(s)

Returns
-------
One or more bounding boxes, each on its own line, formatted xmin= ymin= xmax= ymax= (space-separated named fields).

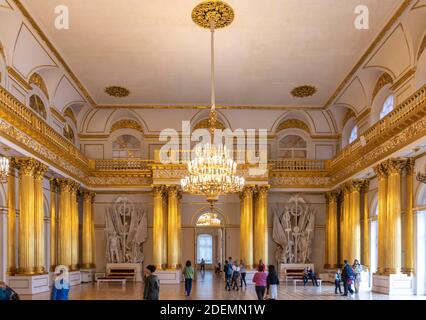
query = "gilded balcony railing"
xmin=269 ymin=159 xmax=328 ymax=171
xmin=92 ymin=159 xmax=154 ymax=171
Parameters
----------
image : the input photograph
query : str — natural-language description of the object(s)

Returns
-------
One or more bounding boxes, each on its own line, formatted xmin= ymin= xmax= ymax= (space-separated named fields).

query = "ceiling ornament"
xmin=64 ymin=107 xmax=77 ymax=126
xmin=276 ymin=119 xmax=310 ymax=133
xmin=291 ymin=85 xmax=317 ymax=98
xmin=105 ymin=86 xmax=130 ymax=98
xmin=192 ymin=0 xmax=234 ymax=29
xmin=372 ymin=72 xmax=393 ymax=102
xmin=29 ymin=73 xmax=49 ymax=99
xmin=194 ymin=118 xmax=225 ymax=130
xmin=418 ymin=35 xmax=426 ymax=60
xmin=110 ymin=119 xmax=143 ymax=133
xmin=181 ymin=1 xmax=244 ymax=205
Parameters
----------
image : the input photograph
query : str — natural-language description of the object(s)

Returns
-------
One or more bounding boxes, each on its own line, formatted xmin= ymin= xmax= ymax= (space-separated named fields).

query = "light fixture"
xmin=181 ymin=1 xmax=244 ymax=205
xmin=0 ymin=155 xmax=10 ymax=183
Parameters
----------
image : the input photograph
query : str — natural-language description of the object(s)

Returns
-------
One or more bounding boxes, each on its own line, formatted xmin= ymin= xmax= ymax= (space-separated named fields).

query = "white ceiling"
xmin=21 ymin=0 xmax=402 ymax=107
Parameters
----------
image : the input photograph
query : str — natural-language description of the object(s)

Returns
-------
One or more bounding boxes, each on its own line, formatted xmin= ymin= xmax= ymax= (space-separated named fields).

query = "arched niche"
xmin=341 ymin=117 xmax=357 ymax=149
xmin=275 ymin=128 xmax=313 ymax=159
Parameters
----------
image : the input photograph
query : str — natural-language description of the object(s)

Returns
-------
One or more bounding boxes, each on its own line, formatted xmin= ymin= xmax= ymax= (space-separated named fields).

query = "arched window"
xmin=278 ymin=135 xmax=307 ymax=159
xmin=197 ymin=234 xmax=213 ymax=264
xmin=349 ymin=126 xmax=358 ymax=144
xmin=196 ymin=212 xmax=222 ymax=226
xmin=63 ymin=124 xmax=75 ymax=143
xmin=29 ymin=95 xmax=47 ymax=119
xmin=112 ymin=135 xmax=141 ymax=159
xmin=380 ymin=95 xmax=394 ymax=119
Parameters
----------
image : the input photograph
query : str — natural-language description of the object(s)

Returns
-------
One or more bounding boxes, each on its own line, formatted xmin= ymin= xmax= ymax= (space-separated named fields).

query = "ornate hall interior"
xmin=0 ymin=0 xmax=426 ymax=300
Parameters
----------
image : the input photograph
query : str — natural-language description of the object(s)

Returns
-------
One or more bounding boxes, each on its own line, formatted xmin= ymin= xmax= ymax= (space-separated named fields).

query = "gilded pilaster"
xmin=34 ymin=162 xmax=48 ymax=274
xmin=49 ymin=179 xmax=57 ymax=271
xmin=349 ymin=179 xmax=364 ymax=263
xmin=374 ymin=162 xmax=388 ymax=274
xmin=15 ymin=158 xmax=37 ymax=274
xmin=177 ymin=190 xmax=182 ymax=268
xmin=70 ymin=182 xmax=80 ymax=271
xmin=404 ymin=158 xmax=415 ymax=274
xmin=82 ymin=191 xmax=95 ymax=269
xmin=342 ymin=183 xmax=351 ymax=262
xmin=240 ymin=186 xmax=254 ymax=269
xmin=162 ymin=189 xmax=168 ymax=269
xmin=167 ymin=186 xmax=179 ymax=269
xmin=7 ymin=161 xmax=16 ymax=275
xmin=362 ymin=180 xmax=370 ymax=269
xmin=57 ymin=179 xmax=72 ymax=268
xmin=325 ymin=191 xmax=339 ymax=268
xmin=153 ymin=185 xmax=164 ymax=269
xmin=254 ymin=185 xmax=269 ymax=266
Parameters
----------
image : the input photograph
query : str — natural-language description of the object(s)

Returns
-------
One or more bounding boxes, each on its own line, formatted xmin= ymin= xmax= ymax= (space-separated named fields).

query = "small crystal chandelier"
xmin=181 ymin=1 xmax=244 ymax=204
xmin=0 ymin=155 xmax=10 ymax=183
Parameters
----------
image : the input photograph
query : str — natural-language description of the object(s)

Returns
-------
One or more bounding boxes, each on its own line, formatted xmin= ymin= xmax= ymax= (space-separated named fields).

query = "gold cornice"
xmin=6 ymin=66 xmax=31 ymax=90
xmin=95 ymin=104 xmax=323 ymax=110
xmin=11 ymin=0 xmax=95 ymax=106
xmin=50 ymin=107 xmax=66 ymax=123
xmin=78 ymin=134 xmax=109 ymax=139
xmin=323 ymin=0 xmax=411 ymax=108
xmin=390 ymin=67 xmax=416 ymax=91
xmin=276 ymin=119 xmax=310 ymax=133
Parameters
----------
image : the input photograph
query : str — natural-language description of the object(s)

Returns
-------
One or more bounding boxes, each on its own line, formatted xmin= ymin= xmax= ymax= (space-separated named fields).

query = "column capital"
xmin=15 ymin=158 xmax=38 ymax=176
xmin=152 ymin=185 xmax=164 ymax=197
xmin=242 ymin=185 xmax=255 ymax=198
xmin=166 ymin=185 xmax=179 ymax=196
xmin=81 ymin=190 xmax=96 ymax=201
xmin=257 ymin=185 xmax=270 ymax=195
xmin=33 ymin=162 xmax=48 ymax=180
xmin=351 ymin=179 xmax=366 ymax=192
xmin=387 ymin=158 xmax=408 ymax=174
xmin=56 ymin=178 xmax=71 ymax=192
xmin=405 ymin=158 xmax=415 ymax=175
xmin=325 ymin=191 xmax=339 ymax=202
xmin=374 ymin=162 xmax=388 ymax=179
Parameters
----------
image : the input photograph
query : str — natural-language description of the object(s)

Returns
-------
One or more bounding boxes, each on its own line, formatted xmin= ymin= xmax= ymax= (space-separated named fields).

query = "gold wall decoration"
xmin=6 ymin=66 xmax=31 ymax=90
xmin=291 ymin=85 xmax=317 ymax=98
xmin=276 ymin=119 xmax=310 ymax=133
xmin=110 ymin=119 xmax=143 ymax=133
xmin=29 ymin=73 xmax=49 ymax=99
xmin=372 ymin=73 xmax=393 ymax=102
xmin=64 ymin=107 xmax=77 ymax=126
xmin=194 ymin=118 xmax=225 ymax=130
xmin=418 ymin=35 xmax=426 ymax=60
xmin=50 ymin=107 xmax=66 ymax=123
xmin=105 ymin=86 xmax=130 ymax=98
xmin=192 ymin=1 xmax=234 ymax=29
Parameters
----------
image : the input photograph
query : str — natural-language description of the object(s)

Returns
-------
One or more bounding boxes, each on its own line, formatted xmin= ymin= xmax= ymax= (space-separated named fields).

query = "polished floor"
xmin=21 ymin=271 xmax=426 ymax=300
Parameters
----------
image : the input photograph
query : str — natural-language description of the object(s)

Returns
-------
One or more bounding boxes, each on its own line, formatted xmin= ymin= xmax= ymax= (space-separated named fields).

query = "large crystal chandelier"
xmin=0 ymin=155 xmax=10 ymax=183
xmin=181 ymin=1 xmax=244 ymax=203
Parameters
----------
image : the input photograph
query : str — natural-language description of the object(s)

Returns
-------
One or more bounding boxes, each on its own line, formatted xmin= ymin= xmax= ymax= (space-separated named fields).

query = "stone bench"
xmin=96 ymin=277 xmax=127 ymax=288
xmin=293 ymin=278 xmax=322 ymax=287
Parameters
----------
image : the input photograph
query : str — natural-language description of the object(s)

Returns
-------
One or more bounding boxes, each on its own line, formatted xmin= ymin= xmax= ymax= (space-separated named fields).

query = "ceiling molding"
xmin=7 ymin=66 xmax=31 ymax=90
xmin=95 ymin=104 xmax=323 ymax=111
xmin=390 ymin=67 xmax=416 ymax=91
xmin=323 ymin=0 xmax=411 ymax=108
xmin=372 ymin=72 xmax=394 ymax=102
xmin=11 ymin=0 xmax=96 ymax=106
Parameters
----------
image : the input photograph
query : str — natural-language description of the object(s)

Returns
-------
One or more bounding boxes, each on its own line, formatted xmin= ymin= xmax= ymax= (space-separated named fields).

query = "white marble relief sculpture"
xmin=272 ymin=194 xmax=316 ymax=264
xmin=105 ymin=197 xmax=148 ymax=263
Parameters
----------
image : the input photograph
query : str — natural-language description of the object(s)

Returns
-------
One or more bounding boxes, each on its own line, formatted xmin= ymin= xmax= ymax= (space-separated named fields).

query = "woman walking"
xmin=266 ymin=265 xmax=279 ymax=300
xmin=183 ymin=260 xmax=195 ymax=296
xmin=239 ymin=260 xmax=247 ymax=289
xmin=252 ymin=265 xmax=268 ymax=300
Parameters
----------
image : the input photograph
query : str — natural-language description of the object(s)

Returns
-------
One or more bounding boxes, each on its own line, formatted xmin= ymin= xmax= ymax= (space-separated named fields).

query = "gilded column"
xmin=153 ymin=185 xmax=164 ymax=270
xmin=34 ymin=162 xmax=48 ymax=274
xmin=404 ymin=158 xmax=415 ymax=274
xmin=374 ymin=162 xmax=388 ymax=274
xmin=362 ymin=180 xmax=370 ymax=269
xmin=7 ymin=160 xmax=16 ymax=275
xmin=58 ymin=179 xmax=72 ymax=268
xmin=167 ymin=186 xmax=179 ymax=269
xmin=254 ymin=185 xmax=269 ymax=266
xmin=324 ymin=193 xmax=330 ymax=268
xmin=50 ymin=179 xmax=57 ymax=271
xmin=177 ymin=190 xmax=182 ymax=268
xmin=342 ymin=183 xmax=351 ymax=262
xmin=70 ymin=182 xmax=80 ymax=270
xmin=82 ymin=191 xmax=95 ymax=269
xmin=385 ymin=159 xmax=405 ymax=274
xmin=326 ymin=192 xmax=339 ymax=268
xmin=240 ymin=186 xmax=254 ymax=269
xmin=349 ymin=180 xmax=363 ymax=263
xmin=162 ymin=189 xmax=168 ymax=268
xmin=15 ymin=158 xmax=37 ymax=274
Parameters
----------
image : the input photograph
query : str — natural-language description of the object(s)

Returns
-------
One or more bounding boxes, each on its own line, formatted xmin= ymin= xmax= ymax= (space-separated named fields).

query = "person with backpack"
xmin=143 ymin=265 xmax=160 ymax=300
xmin=0 ymin=281 xmax=19 ymax=300
xmin=341 ymin=260 xmax=355 ymax=296
xmin=183 ymin=260 xmax=195 ymax=296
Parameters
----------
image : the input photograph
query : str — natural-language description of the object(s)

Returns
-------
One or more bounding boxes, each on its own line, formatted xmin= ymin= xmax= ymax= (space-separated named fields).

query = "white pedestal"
xmin=155 ymin=270 xmax=181 ymax=284
xmin=372 ymin=274 xmax=414 ymax=295
xmin=69 ymin=271 xmax=82 ymax=286
xmin=8 ymin=274 xmax=50 ymax=295
xmin=106 ymin=263 xmax=143 ymax=282
xmin=81 ymin=269 xmax=96 ymax=283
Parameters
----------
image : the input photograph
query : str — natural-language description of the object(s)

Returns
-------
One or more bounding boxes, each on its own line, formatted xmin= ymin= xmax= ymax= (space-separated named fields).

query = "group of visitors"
xmin=303 ymin=267 xmax=320 ymax=287
xmin=252 ymin=262 xmax=280 ymax=300
xmin=223 ymin=257 xmax=248 ymax=291
xmin=335 ymin=259 xmax=363 ymax=296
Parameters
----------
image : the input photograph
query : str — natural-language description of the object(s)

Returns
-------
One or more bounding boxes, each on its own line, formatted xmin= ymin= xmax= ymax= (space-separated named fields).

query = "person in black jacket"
xmin=341 ymin=260 xmax=355 ymax=296
xmin=266 ymin=265 xmax=280 ymax=300
xmin=143 ymin=265 xmax=160 ymax=300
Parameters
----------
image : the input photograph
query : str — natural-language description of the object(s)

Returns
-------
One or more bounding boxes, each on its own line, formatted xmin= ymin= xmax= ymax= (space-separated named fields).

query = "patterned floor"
xmin=21 ymin=271 xmax=426 ymax=300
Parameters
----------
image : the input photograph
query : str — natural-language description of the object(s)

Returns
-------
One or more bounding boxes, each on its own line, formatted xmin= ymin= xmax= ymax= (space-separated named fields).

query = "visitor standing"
xmin=341 ymin=260 xmax=355 ymax=296
xmin=239 ymin=260 xmax=247 ymax=289
xmin=51 ymin=268 xmax=70 ymax=301
xmin=352 ymin=259 xmax=363 ymax=293
xmin=224 ymin=259 xmax=233 ymax=291
xmin=200 ymin=258 xmax=206 ymax=273
xmin=231 ymin=261 xmax=240 ymax=291
xmin=252 ymin=265 xmax=268 ymax=300
xmin=143 ymin=265 xmax=160 ymax=300
xmin=303 ymin=267 xmax=309 ymax=286
xmin=183 ymin=260 xmax=195 ymax=296
xmin=266 ymin=265 xmax=280 ymax=300
xmin=334 ymin=269 xmax=342 ymax=294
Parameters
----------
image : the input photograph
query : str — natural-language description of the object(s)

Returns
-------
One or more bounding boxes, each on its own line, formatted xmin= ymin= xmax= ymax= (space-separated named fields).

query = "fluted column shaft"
xmin=374 ymin=163 xmax=388 ymax=274
xmin=240 ymin=186 xmax=254 ymax=269
xmin=15 ymin=158 xmax=37 ymax=274
xmin=82 ymin=191 xmax=95 ymax=269
xmin=58 ymin=179 xmax=72 ymax=268
xmin=177 ymin=191 xmax=182 ymax=268
xmin=362 ymin=181 xmax=370 ymax=269
xmin=7 ymin=163 xmax=16 ymax=275
xmin=153 ymin=186 xmax=164 ymax=269
xmin=34 ymin=163 xmax=48 ymax=274
xmin=325 ymin=192 xmax=339 ymax=268
xmin=254 ymin=185 xmax=269 ymax=267
xmin=70 ymin=183 xmax=79 ymax=270
xmin=49 ymin=180 xmax=57 ymax=271
xmin=349 ymin=180 xmax=363 ymax=263
xmin=162 ymin=191 xmax=168 ymax=268
xmin=167 ymin=186 xmax=179 ymax=269
xmin=342 ymin=185 xmax=351 ymax=262
xmin=404 ymin=158 xmax=415 ymax=274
